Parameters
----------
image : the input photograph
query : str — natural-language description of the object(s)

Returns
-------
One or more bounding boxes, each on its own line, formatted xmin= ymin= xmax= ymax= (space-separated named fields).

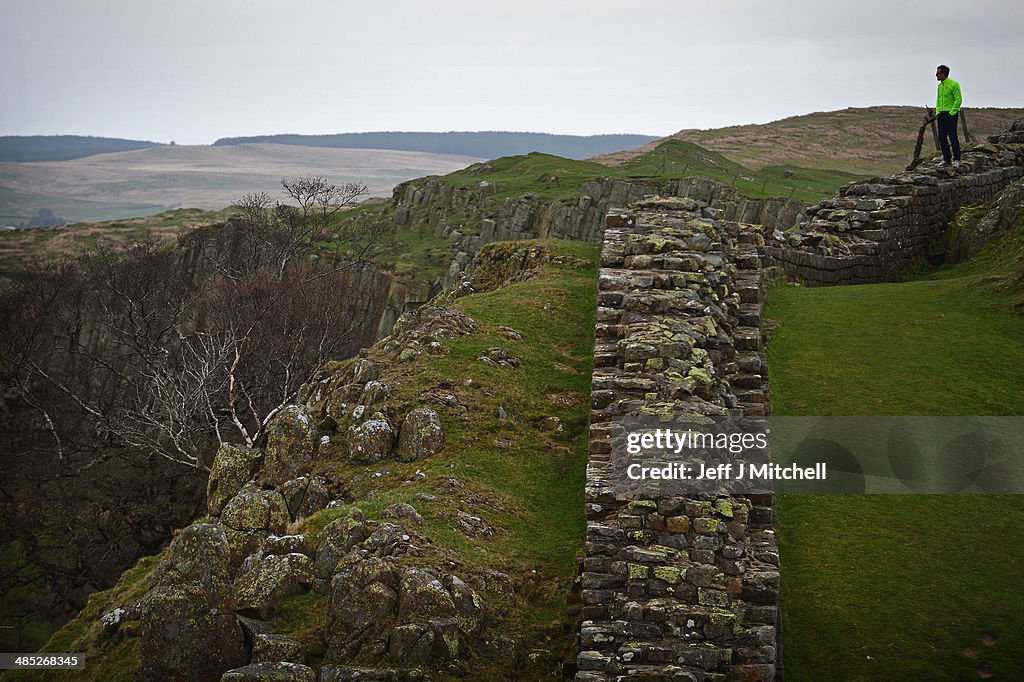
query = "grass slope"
xmin=444 ymin=141 xmax=862 ymax=204
xmin=767 ymin=222 xmax=1024 ymax=679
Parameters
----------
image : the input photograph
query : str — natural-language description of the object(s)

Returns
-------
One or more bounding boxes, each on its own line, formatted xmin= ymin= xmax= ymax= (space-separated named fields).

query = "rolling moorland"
xmin=2 ymin=108 xmax=1023 ymax=680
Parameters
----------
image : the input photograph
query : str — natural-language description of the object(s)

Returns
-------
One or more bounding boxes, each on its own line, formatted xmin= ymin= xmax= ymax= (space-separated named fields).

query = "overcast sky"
xmin=2 ymin=0 xmax=1022 ymax=145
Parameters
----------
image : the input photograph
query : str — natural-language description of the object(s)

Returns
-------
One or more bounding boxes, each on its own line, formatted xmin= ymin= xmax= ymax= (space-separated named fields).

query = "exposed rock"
xmin=264 ymin=534 xmax=312 ymax=557
xmin=233 ymin=553 xmax=313 ymax=611
xmin=220 ymin=661 xmax=316 ymax=681
xmin=221 ymin=484 xmax=290 ymax=535
xmin=251 ymin=633 xmax=305 ymax=664
xmin=352 ymin=358 xmax=380 ymax=383
xmin=382 ymin=503 xmax=424 ymax=525
xmin=476 ymin=347 xmax=521 ymax=368
xmin=261 ymin=405 xmax=319 ymax=487
xmin=326 ymin=558 xmax=484 ymax=667
xmin=156 ymin=523 xmax=232 ymax=597
xmin=453 ymin=511 xmax=497 ymax=538
xmin=360 ymin=380 xmax=391 ymax=407
xmin=348 ymin=418 xmax=396 ymax=463
xmin=280 ymin=476 xmax=331 ymax=519
xmin=207 ymin=444 xmax=264 ymax=515
xmin=395 ymin=408 xmax=444 ymax=462
xmin=136 ymin=584 xmax=246 ymax=682
xmin=314 ymin=509 xmax=368 ymax=584
xmin=319 ymin=666 xmax=432 ymax=682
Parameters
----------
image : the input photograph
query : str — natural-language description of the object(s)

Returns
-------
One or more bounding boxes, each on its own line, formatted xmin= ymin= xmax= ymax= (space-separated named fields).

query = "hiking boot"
xmin=952 ymin=160 xmax=961 ymax=168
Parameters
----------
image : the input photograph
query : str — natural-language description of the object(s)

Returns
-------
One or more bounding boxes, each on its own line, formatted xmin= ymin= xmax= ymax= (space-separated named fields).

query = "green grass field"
xmin=767 ymin=225 xmax=1024 ymax=679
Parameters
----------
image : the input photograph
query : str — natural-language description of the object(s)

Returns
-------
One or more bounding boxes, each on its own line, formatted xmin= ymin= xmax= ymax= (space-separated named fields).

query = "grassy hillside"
xmin=6 ymin=239 xmax=600 ymax=681
xmin=0 ymin=136 xmax=164 ymax=163
xmin=0 ymin=208 xmax=236 ymax=278
xmin=445 ymin=140 xmax=862 ymax=204
xmin=596 ymin=105 xmax=1024 ymax=176
xmin=767 ymin=214 xmax=1024 ymax=679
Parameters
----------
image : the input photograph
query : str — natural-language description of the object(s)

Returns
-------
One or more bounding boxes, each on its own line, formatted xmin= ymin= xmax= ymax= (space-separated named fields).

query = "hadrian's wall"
xmin=762 ymin=123 xmax=1024 ymax=285
xmin=576 ymin=198 xmax=780 ymax=681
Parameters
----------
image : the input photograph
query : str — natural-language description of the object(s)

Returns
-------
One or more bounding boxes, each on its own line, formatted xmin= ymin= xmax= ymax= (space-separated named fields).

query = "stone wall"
xmin=577 ymin=198 xmax=780 ymax=681
xmin=763 ymin=132 xmax=1024 ymax=285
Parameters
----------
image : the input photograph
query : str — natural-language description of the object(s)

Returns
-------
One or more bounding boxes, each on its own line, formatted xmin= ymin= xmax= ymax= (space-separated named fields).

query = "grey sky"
xmin=2 ymin=0 xmax=1022 ymax=145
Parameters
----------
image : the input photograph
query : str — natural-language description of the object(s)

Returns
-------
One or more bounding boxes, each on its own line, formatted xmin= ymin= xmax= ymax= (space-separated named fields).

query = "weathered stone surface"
xmin=221 ymin=484 xmax=290 ymax=535
xmin=280 ymin=476 xmax=331 ymax=519
xmin=251 ymin=633 xmax=305 ymax=663
xmin=325 ymin=556 xmax=484 ymax=667
xmin=233 ymin=553 xmax=313 ymax=610
xmin=382 ymin=503 xmax=424 ymax=525
xmin=261 ymin=405 xmax=319 ymax=486
xmin=576 ymin=203 xmax=779 ymax=680
xmin=319 ymin=666 xmax=432 ymax=682
xmin=314 ymin=508 xmax=368 ymax=583
xmin=220 ymin=661 xmax=316 ymax=681
xmin=347 ymin=418 xmax=395 ymax=463
xmin=208 ymin=444 xmax=264 ymax=515
xmin=137 ymin=584 xmax=246 ymax=682
xmin=157 ymin=523 xmax=232 ymax=596
xmin=395 ymin=408 xmax=444 ymax=462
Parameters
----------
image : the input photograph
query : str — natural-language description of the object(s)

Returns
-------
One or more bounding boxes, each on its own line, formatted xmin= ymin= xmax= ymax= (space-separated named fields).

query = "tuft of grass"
xmin=767 ymin=224 xmax=1024 ymax=679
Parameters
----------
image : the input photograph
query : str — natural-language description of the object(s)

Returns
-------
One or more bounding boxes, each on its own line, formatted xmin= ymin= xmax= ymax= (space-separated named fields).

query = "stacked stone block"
xmin=763 ymin=130 xmax=1024 ymax=285
xmin=578 ymin=198 xmax=780 ymax=681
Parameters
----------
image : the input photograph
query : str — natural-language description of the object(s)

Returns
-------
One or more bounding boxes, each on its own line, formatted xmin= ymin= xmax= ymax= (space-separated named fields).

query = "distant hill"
xmin=0 ymin=135 xmax=165 ymax=162
xmin=212 ymin=131 xmax=659 ymax=160
xmin=592 ymin=106 xmax=1024 ymax=176
xmin=0 ymin=143 xmax=483 ymax=224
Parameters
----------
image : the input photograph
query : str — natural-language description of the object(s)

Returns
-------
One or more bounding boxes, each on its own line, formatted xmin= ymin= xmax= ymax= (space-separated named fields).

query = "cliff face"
xmin=17 ymin=240 xmax=603 ymax=682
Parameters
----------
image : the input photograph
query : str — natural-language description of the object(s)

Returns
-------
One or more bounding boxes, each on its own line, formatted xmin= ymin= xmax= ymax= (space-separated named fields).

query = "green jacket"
xmin=936 ymin=78 xmax=962 ymax=116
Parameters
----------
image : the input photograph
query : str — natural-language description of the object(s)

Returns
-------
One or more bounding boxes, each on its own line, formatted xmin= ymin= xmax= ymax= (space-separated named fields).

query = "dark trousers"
xmin=937 ymin=111 xmax=961 ymax=162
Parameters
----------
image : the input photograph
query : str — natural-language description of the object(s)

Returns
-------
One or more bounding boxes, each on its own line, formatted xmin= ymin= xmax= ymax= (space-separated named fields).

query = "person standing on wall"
xmin=935 ymin=64 xmax=963 ymax=168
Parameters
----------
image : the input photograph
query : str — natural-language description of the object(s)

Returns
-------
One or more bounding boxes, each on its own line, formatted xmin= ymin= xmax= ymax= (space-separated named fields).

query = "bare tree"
xmin=0 ymin=177 xmax=393 ymax=471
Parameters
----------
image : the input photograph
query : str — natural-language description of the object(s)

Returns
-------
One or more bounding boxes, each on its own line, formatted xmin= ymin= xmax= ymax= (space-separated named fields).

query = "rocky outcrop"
xmin=947 ymin=177 xmax=1024 ymax=261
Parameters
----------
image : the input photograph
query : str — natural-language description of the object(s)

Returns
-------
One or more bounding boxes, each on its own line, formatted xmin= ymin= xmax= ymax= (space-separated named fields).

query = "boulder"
xmin=221 ymin=484 xmax=290 ymax=535
xmin=313 ymin=509 xmax=368 ymax=583
xmin=262 ymin=405 xmax=319 ymax=486
xmin=207 ymin=444 xmax=264 ymax=515
xmin=347 ymin=418 xmax=395 ymax=463
xmin=382 ymin=503 xmax=424 ymax=525
xmin=280 ymin=476 xmax=331 ymax=519
xmin=137 ymin=584 xmax=246 ymax=682
xmin=251 ymin=633 xmax=305 ymax=664
xmin=264 ymin=534 xmax=312 ymax=557
xmin=233 ymin=553 xmax=313 ymax=611
xmin=352 ymin=358 xmax=380 ymax=383
xmin=318 ymin=666 xmax=432 ymax=682
xmin=395 ymin=408 xmax=444 ymax=462
xmin=220 ymin=661 xmax=316 ymax=682
xmin=157 ymin=523 xmax=232 ymax=597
